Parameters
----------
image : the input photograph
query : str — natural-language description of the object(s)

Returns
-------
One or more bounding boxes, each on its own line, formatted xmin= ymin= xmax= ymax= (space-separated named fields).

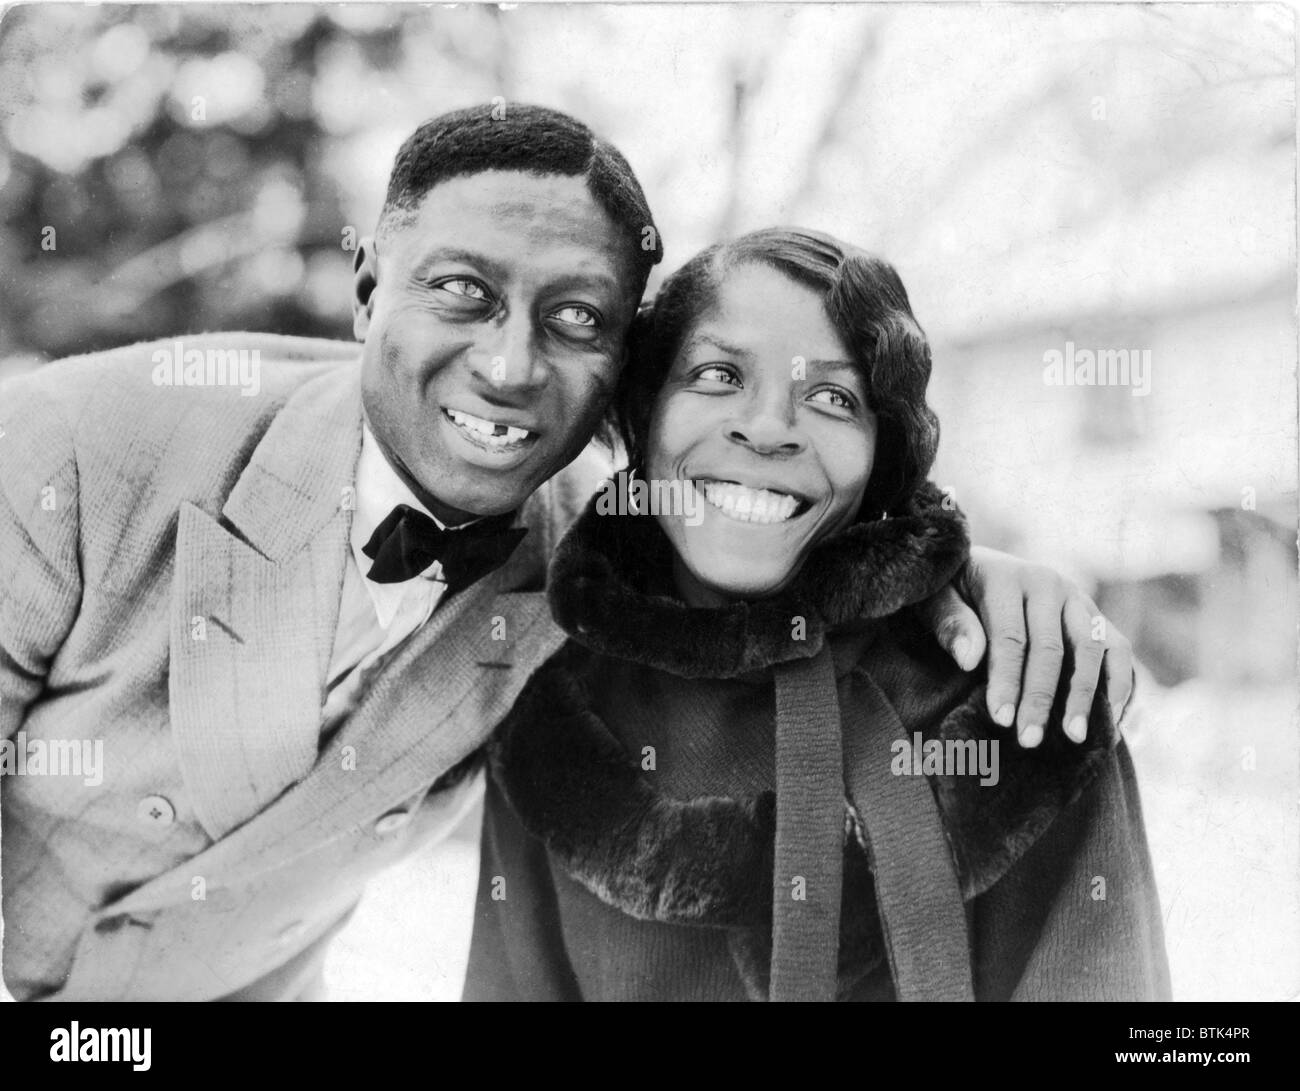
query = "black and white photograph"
xmin=0 ymin=0 xmax=1294 ymax=1031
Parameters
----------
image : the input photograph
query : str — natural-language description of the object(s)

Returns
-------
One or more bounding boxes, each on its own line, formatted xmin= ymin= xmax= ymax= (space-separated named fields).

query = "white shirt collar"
xmin=350 ymin=423 xmax=449 ymax=629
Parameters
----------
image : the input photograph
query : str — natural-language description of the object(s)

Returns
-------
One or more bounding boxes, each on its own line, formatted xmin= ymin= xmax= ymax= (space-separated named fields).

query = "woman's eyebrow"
xmin=684 ymin=333 xmax=752 ymax=357
xmin=804 ymin=358 xmax=860 ymax=374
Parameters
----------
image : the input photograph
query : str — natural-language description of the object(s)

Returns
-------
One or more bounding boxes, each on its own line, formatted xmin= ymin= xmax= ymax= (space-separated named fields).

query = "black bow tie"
xmin=361 ymin=504 xmax=527 ymax=593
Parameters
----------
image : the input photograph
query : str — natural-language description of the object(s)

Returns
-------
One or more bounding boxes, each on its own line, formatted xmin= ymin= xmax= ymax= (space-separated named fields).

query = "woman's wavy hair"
xmin=614 ymin=227 xmax=940 ymax=518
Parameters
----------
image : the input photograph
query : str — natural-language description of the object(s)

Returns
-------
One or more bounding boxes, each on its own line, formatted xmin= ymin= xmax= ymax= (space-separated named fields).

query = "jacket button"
xmin=374 ymin=810 xmax=412 ymax=835
xmin=137 ymin=795 xmax=175 ymax=827
xmin=94 ymin=914 xmax=152 ymax=934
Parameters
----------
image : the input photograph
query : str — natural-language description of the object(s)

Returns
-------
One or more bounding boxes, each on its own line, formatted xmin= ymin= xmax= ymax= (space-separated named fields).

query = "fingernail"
xmin=993 ymin=703 xmax=1015 ymax=728
xmin=1066 ymin=715 xmax=1088 ymax=743
xmin=952 ymin=636 xmax=972 ymax=669
xmin=1019 ymin=723 xmax=1044 ymax=748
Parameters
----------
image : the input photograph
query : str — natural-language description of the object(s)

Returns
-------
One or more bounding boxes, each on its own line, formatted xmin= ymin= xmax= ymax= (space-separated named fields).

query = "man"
xmin=0 ymin=104 xmax=1133 ymax=1001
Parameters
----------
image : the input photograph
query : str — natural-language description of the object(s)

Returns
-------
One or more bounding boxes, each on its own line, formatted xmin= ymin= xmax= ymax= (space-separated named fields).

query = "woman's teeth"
xmin=445 ymin=408 xmax=532 ymax=447
xmin=696 ymin=480 xmax=801 ymax=524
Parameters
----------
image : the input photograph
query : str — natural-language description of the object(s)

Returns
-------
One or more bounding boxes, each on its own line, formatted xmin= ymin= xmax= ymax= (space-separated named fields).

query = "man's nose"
xmin=469 ymin=312 xmax=545 ymax=395
xmin=727 ymin=391 xmax=804 ymax=456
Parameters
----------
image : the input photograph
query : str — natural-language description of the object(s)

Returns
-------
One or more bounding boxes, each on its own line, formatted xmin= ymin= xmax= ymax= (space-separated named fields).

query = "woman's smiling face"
xmin=645 ymin=261 xmax=878 ymax=605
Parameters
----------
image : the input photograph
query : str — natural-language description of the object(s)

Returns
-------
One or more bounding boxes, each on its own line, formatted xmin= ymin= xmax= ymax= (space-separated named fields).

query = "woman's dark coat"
xmin=464 ymin=483 xmax=1170 ymax=1002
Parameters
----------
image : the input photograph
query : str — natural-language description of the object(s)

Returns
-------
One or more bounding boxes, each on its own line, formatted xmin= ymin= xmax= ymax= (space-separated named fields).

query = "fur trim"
xmin=547 ymin=480 xmax=970 ymax=678
xmin=493 ymin=646 xmax=1116 ymax=926
xmin=858 ymin=628 xmax=1118 ymax=898
xmin=492 ymin=645 xmax=775 ymax=926
xmin=856 ymin=668 xmax=1115 ymax=899
xmin=490 ymin=647 xmax=895 ymax=999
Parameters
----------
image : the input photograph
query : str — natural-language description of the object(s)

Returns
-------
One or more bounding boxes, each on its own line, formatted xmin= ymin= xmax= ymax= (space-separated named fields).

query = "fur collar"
xmin=547 ymin=480 xmax=971 ymax=677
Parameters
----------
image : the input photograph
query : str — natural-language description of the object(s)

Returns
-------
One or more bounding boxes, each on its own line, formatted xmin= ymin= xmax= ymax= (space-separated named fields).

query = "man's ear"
xmin=351 ymin=236 xmax=379 ymax=342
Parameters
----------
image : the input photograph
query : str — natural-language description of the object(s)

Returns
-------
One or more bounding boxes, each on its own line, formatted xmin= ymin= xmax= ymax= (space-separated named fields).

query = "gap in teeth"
xmin=448 ymin=409 xmax=530 ymax=444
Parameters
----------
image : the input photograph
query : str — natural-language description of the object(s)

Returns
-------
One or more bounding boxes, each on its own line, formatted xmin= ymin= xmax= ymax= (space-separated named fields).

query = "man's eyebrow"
xmin=546 ymin=270 xmax=624 ymax=298
xmin=412 ymin=249 xmax=624 ymax=298
xmin=413 ymin=248 xmax=510 ymax=280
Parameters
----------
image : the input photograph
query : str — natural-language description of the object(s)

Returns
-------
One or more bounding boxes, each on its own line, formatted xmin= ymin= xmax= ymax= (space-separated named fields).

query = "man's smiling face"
xmin=354 ymin=170 xmax=641 ymax=523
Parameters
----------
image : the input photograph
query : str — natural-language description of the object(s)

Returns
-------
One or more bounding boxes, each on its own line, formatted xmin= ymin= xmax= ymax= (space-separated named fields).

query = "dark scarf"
xmin=491 ymin=481 xmax=1116 ymax=1000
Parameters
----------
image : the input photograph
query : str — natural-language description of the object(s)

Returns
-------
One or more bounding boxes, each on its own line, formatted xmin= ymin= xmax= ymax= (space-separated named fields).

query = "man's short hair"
xmin=379 ymin=103 xmax=663 ymax=295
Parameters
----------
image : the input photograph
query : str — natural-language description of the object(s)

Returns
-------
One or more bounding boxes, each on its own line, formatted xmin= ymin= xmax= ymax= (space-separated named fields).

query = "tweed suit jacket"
xmin=0 ymin=332 xmax=599 ymax=1001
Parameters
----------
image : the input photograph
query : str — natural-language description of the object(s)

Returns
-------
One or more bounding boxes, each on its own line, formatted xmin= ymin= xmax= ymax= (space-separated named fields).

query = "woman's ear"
xmin=628 ymin=299 xmax=656 ymax=345
xmin=351 ymin=237 xmax=380 ymax=342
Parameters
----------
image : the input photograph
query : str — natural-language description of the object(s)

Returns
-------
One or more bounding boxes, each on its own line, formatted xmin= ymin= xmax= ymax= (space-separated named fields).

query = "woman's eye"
xmin=552 ymin=304 xmax=599 ymax=328
xmin=436 ymin=278 xmax=490 ymax=302
xmin=696 ymin=364 xmax=740 ymax=386
xmin=808 ymin=387 xmax=857 ymax=410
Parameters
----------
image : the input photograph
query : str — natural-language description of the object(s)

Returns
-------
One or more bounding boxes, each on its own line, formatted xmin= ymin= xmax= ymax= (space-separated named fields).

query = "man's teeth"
xmin=697 ymin=480 xmax=800 ymax=524
xmin=446 ymin=408 xmax=532 ymax=446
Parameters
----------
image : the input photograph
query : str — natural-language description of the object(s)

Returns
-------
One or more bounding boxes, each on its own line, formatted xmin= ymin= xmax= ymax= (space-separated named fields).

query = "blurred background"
xmin=0 ymin=2 xmax=1294 ymax=1001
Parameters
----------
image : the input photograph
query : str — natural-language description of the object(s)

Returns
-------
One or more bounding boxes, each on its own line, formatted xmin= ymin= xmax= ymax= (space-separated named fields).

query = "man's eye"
xmin=808 ymin=387 xmax=857 ymax=410
xmin=552 ymin=304 xmax=599 ymax=328
xmin=436 ymin=278 xmax=490 ymax=302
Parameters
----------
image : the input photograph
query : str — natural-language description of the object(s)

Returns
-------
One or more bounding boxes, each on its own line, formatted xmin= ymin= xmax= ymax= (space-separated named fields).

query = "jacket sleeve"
xmin=463 ymin=771 xmax=583 ymax=1002
xmin=972 ymin=738 xmax=1172 ymax=1001
xmin=0 ymin=373 xmax=83 ymax=742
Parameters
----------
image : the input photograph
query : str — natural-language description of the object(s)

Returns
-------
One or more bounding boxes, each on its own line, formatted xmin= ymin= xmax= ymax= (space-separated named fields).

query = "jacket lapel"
xmin=169 ymin=365 xmax=362 ymax=842
xmin=121 ymin=569 xmax=563 ymax=916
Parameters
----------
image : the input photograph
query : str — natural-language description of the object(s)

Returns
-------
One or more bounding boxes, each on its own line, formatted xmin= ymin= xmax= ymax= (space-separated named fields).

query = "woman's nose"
xmin=727 ymin=398 xmax=804 ymax=456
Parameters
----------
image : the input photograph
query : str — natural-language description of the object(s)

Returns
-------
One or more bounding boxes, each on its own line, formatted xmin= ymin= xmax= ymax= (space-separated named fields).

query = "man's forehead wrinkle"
xmin=432 ymin=178 xmax=618 ymax=242
xmin=420 ymin=176 xmax=605 ymax=224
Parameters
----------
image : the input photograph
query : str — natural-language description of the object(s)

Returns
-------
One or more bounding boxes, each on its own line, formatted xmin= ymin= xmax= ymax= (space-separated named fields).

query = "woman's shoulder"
xmin=848 ymin=617 xmax=1123 ymax=901
xmin=851 ymin=611 xmax=987 ymax=728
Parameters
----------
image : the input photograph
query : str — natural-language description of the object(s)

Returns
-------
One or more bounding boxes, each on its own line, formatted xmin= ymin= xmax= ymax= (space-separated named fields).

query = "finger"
xmin=1103 ymin=634 xmax=1136 ymax=725
xmin=1014 ymin=581 xmax=1068 ymax=748
xmin=1060 ymin=594 xmax=1106 ymax=743
xmin=915 ymin=584 xmax=986 ymax=671
xmin=980 ymin=584 xmax=1028 ymax=731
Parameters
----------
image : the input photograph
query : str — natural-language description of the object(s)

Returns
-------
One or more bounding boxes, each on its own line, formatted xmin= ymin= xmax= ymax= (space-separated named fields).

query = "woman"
xmin=463 ymin=228 xmax=1169 ymax=1002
